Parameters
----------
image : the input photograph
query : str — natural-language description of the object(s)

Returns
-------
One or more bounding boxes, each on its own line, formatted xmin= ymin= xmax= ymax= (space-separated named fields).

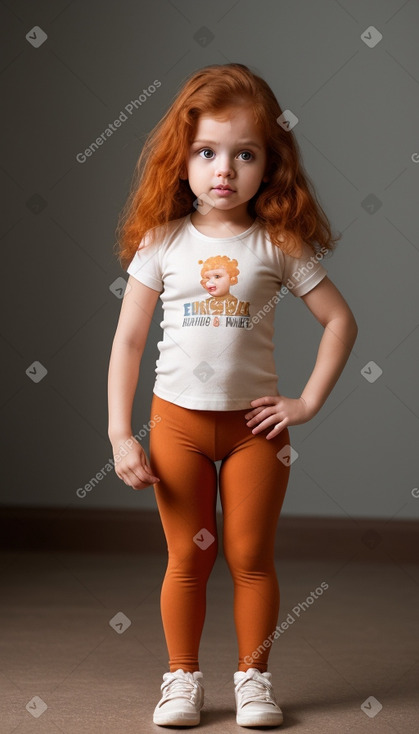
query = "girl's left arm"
xmin=245 ymin=276 xmax=358 ymax=439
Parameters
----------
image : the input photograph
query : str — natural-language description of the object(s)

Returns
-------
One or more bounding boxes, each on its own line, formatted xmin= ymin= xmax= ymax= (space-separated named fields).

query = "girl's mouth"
xmin=212 ymin=188 xmax=235 ymax=197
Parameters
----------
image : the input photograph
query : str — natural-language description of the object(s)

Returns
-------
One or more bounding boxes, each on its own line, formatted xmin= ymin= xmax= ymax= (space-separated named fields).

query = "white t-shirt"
xmin=126 ymin=213 xmax=328 ymax=410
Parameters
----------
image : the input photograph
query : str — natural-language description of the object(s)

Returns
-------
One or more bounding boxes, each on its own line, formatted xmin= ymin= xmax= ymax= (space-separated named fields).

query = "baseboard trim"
xmin=0 ymin=507 xmax=417 ymax=562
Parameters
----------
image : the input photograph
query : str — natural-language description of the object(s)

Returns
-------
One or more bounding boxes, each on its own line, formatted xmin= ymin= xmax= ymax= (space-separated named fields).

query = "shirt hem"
xmin=291 ymin=268 xmax=327 ymax=297
xmin=126 ymin=264 xmax=162 ymax=292
xmin=152 ymin=387 xmax=266 ymax=411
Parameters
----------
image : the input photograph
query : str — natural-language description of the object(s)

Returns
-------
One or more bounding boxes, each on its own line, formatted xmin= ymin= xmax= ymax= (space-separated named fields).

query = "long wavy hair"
xmin=115 ymin=63 xmax=341 ymax=269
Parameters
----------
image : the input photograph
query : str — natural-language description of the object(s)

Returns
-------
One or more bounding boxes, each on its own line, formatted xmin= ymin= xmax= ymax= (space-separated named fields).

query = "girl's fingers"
xmin=141 ymin=459 xmax=160 ymax=482
xmin=246 ymin=406 xmax=276 ymax=426
xmin=250 ymin=414 xmax=278 ymax=434
xmin=245 ymin=400 xmax=278 ymax=420
xmin=143 ymin=469 xmax=160 ymax=483
xmin=118 ymin=458 xmax=160 ymax=488
xmin=248 ymin=395 xmax=279 ymax=409
xmin=124 ymin=469 xmax=157 ymax=489
xmin=245 ymin=406 xmax=268 ymax=420
xmin=245 ymin=403 xmax=267 ymax=418
xmin=244 ymin=410 xmax=257 ymax=420
xmin=250 ymin=396 xmax=269 ymax=406
xmin=266 ymin=421 xmax=287 ymax=439
xmin=133 ymin=464 xmax=159 ymax=485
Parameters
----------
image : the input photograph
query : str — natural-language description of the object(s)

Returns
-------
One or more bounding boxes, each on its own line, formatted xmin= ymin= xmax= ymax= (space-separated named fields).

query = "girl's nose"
xmin=215 ymin=156 xmax=234 ymax=178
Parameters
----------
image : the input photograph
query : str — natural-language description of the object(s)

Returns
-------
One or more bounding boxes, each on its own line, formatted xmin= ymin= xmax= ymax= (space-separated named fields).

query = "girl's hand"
xmin=111 ymin=436 xmax=160 ymax=490
xmin=244 ymin=395 xmax=315 ymax=440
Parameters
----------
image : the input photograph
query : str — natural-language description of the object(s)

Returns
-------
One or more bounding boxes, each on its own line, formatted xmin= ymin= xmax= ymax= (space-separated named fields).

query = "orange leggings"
xmin=149 ymin=393 xmax=291 ymax=673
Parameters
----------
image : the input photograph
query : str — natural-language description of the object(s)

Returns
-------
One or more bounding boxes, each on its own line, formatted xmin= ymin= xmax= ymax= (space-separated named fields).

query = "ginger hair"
xmin=115 ymin=63 xmax=341 ymax=269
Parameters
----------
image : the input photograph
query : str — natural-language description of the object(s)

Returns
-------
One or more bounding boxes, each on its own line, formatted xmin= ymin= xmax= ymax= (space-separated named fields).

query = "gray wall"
xmin=2 ymin=0 xmax=418 ymax=519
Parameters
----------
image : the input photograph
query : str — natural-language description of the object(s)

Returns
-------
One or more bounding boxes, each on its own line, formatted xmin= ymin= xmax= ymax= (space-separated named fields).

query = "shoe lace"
xmin=161 ymin=672 xmax=201 ymax=703
xmin=237 ymin=673 xmax=276 ymax=706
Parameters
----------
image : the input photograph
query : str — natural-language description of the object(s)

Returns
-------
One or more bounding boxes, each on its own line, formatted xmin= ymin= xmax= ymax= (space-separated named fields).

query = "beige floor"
xmin=1 ymin=549 xmax=418 ymax=733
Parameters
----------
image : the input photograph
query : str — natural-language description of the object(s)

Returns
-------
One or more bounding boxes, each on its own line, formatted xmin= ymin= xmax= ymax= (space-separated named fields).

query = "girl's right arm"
xmin=107 ymin=275 xmax=161 ymax=490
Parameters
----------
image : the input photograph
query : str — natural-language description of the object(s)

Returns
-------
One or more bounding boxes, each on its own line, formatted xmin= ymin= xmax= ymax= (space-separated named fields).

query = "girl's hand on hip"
xmin=111 ymin=436 xmax=160 ymax=490
xmin=244 ymin=395 xmax=314 ymax=439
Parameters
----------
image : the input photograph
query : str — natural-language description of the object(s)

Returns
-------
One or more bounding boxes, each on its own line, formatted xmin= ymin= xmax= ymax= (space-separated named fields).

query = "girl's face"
xmin=201 ymin=267 xmax=231 ymax=297
xmin=186 ymin=107 xmax=268 ymax=219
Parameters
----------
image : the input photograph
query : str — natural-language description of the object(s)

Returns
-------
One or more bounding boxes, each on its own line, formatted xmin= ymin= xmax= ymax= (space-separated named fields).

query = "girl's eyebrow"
xmin=192 ymin=139 xmax=262 ymax=150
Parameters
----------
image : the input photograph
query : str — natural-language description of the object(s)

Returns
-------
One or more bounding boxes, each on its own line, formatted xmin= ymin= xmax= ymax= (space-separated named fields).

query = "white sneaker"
xmin=234 ymin=667 xmax=283 ymax=727
xmin=153 ymin=668 xmax=204 ymax=726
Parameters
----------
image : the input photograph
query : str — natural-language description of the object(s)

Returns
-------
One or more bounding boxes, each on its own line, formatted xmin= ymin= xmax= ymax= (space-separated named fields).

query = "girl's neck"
xmin=190 ymin=211 xmax=255 ymax=238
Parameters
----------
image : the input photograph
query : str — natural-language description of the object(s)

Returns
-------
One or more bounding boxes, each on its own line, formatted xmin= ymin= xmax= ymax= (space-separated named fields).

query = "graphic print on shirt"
xmin=182 ymin=255 xmax=250 ymax=329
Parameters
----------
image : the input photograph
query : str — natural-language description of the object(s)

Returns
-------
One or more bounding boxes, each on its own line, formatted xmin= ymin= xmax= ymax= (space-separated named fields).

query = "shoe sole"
xmin=153 ymin=712 xmax=200 ymax=726
xmin=236 ymin=712 xmax=283 ymax=727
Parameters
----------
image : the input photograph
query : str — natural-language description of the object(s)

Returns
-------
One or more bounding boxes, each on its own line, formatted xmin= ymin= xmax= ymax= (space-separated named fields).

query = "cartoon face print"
xmin=198 ymin=255 xmax=240 ymax=298
xmin=201 ymin=267 xmax=231 ymax=297
xmin=183 ymin=254 xmax=249 ymax=325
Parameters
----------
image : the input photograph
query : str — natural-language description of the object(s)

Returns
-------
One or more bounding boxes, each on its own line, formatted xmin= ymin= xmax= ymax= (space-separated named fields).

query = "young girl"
xmin=107 ymin=63 xmax=358 ymax=728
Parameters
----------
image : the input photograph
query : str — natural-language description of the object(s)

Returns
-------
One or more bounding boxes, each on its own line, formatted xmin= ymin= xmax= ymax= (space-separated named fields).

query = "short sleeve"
xmin=281 ymin=242 xmax=328 ymax=297
xmin=126 ymin=240 xmax=163 ymax=292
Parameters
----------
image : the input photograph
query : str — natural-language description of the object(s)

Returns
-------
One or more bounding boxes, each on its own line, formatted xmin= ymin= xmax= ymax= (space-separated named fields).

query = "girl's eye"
xmin=198 ymin=149 xmax=254 ymax=161
xmin=199 ymin=149 xmax=214 ymax=159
